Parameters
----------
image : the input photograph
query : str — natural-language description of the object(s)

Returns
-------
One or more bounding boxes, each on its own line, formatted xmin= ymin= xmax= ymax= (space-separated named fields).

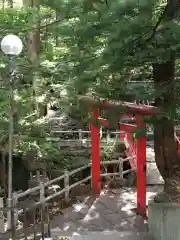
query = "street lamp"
xmin=1 ymin=34 xmax=23 ymax=230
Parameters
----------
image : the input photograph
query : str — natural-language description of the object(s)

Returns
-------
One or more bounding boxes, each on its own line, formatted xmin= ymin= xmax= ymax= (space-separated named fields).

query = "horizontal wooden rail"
xmin=100 ymin=168 xmax=135 ymax=177
xmin=68 ymin=164 xmax=91 ymax=176
xmin=7 ymin=154 xmax=136 ymax=239
xmin=17 ymin=185 xmax=42 ymax=199
xmin=100 ymin=156 xmax=136 ymax=165
xmin=16 ymin=156 xmax=135 ymax=199
xmin=4 ymin=155 xmax=136 ymax=238
xmin=18 ymin=176 xmax=92 ymax=214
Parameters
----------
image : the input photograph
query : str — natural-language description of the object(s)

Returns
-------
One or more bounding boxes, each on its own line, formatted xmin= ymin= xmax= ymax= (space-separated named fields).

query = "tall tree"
xmin=153 ymin=0 xmax=180 ymax=202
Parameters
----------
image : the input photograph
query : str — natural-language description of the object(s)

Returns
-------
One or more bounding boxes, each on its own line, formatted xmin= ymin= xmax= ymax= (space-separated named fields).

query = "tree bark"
xmin=153 ymin=57 xmax=180 ymax=203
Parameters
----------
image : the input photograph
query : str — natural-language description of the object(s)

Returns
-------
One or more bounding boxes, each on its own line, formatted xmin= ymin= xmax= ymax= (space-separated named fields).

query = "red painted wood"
xmin=97 ymin=101 xmax=157 ymax=116
xmin=98 ymin=117 xmax=110 ymax=127
xmin=89 ymin=104 xmax=149 ymax=214
xmin=120 ymin=122 xmax=137 ymax=168
xmin=120 ymin=123 xmax=137 ymax=132
xmin=120 ymin=123 xmax=125 ymax=142
xmin=121 ymin=113 xmax=134 ymax=120
xmin=90 ymin=109 xmax=101 ymax=194
xmin=136 ymin=115 xmax=146 ymax=216
xmin=125 ymin=134 xmax=137 ymax=168
xmin=175 ymin=133 xmax=180 ymax=154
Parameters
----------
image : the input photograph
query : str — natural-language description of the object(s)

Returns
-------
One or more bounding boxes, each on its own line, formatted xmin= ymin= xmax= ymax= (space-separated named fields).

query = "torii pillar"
xmin=90 ymin=108 xmax=101 ymax=193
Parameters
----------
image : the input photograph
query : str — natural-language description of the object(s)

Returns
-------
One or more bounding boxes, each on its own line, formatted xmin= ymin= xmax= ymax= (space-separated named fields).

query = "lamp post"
xmin=1 ymin=34 xmax=23 ymax=229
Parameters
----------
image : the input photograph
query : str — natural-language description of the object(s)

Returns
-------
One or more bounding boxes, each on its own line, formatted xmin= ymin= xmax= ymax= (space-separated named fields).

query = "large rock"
xmin=148 ymin=200 xmax=180 ymax=240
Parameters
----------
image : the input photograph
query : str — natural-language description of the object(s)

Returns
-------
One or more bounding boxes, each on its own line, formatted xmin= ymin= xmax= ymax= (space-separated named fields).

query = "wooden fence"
xmin=0 ymin=155 xmax=135 ymax=239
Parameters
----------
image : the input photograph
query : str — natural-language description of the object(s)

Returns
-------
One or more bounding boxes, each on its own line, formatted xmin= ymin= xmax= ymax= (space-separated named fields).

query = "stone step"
xmin=146 ymin=145 xmax=164 ymax=185
xmin=48 ymin=231 xmax=153 ymax=240
xmin=146 ymin=162 xmax=164 ymax=185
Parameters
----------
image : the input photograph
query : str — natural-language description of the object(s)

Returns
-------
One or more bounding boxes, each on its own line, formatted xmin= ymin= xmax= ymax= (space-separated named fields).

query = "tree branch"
xmin=2 ymin=18 xmax=65 ymax=34
xmin=145 ymin=0 xmax=180 ymax=43
xmin=145 ymin=3 xmax=169 ymax=42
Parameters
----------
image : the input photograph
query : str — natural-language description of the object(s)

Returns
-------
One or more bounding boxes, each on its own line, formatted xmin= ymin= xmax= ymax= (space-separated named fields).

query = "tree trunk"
xmin=153 ymin=60 xmax=180 ymax=203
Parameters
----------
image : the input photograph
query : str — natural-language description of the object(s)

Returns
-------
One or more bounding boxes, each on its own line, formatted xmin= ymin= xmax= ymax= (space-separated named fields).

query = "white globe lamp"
xmin=1 ymin=34 xmax=23 ymax=56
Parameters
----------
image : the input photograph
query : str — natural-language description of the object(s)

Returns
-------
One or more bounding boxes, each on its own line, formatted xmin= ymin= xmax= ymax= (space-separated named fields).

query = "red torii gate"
xmin=79 ymin=96 xmax=158 ymax=217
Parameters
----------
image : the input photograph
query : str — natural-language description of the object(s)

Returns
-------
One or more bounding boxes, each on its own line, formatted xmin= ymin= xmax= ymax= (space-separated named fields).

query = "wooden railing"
xmin=0 ymin=126 xmax=155 ymax=239
xmin=49 ymin=129 xmax=121 ymax=144
xmin=16 ymin=156 xmax=135 ymax=210
xmin=0 ymin=155 xmax=135 ymax=239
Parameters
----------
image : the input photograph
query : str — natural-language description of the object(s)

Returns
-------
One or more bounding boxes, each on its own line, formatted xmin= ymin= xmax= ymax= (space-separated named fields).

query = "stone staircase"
xmin=42 ymin=185 xmax=160 ymax=240
xmin=146 ymin=141 xmax=164 ymax=185
xmin=47 ymin=110 xmax=164 ymax=185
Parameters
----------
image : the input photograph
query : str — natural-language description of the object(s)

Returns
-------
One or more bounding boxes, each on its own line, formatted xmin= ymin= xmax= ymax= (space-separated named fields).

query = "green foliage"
xmin=0 ymin=0 xmax=180 ymax=172
xmin=131 ymin=128 xmax=147 ymax=138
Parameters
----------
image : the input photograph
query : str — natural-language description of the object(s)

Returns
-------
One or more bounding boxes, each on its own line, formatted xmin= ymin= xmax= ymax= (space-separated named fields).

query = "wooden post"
xmin=40 ymin=204 xmax=45 ymax=240
xmin=46 ymin=205 xmax=51 ymax=237
xmin=30 ymin=172 xmax=33 ymax=180
xmin=11 ymin=197 xmax=16 ymax=239
xmin=40 ymin=183 xmax=45 ymax=239
xmin=36 ymin=170 xmax=40 ymax=183
xmin=0 ymin=198 xmax=4 ymax=233
xmin=119 ymin=157 xmax=123 ymax=179
xmin=40 ymin=183 xmax=45 ymax=202
xmin=64 ymin=170 xmax=69 ymax=202
xmin=12 ymin=192 xmax=18 ymax=227
xmin=23 ymin=208 xmax=28 ymax=240
xmin=90 ymin=108 xmax=100 ymax=194
xmin=79 ymin=129 xmax=82 ymax=142
xmin=136 ymin=115 xmax=146 ymax=217
xmin=43 ymin=171 xmax=47 ymax=178
xmin=33 ymin=208 xmax=36 ymax=239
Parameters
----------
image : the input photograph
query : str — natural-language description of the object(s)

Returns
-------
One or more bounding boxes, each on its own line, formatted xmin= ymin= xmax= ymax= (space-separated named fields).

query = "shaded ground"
xmin=50 ymin=186 xmax=162 ymax=236
xmin=0 ymin=186 xmax=162 ymax=239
